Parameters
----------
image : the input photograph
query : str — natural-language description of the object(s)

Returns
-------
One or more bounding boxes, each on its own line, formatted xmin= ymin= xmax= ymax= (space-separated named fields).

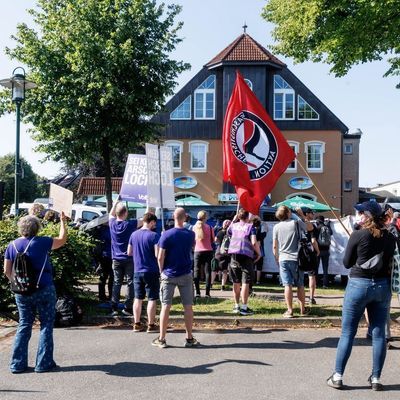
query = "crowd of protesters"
xmin=3 ymin=198 xmax=400 ymax=391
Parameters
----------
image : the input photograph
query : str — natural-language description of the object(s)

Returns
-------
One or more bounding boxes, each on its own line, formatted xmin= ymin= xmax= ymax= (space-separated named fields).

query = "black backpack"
xmin=10 ymin=238 xmax=47 ymax=295
xmin=318 ymin=224 xmax=332 ymax=247
xmin=296 ymin=222 xmax=318 ymax=271
xmin=219 ymin=233 xmax=231 ymax=255
xmin=55 ymin=296 xmax=83 ymax=327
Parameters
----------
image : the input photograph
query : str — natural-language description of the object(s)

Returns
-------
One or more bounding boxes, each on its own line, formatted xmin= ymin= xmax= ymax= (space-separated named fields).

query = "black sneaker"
xmin=326 ymin=374 xmax=343 ymax=389
xmin=152 ymin=337 xmax=167 ymax=348
xmin=240 ymin=307 xmax=254 ymax=316
xmin=368 ymin=375 xmax=384 ymax=391
xmin=185 ymin=337 xmax=200 ymax=347
xmin=310 ymin=297 xmax=317 ymax=305
xmin=121 ymin=308 xmax=133 ymax=316
xmin=110 ymin=310 xmax=119 ymax=317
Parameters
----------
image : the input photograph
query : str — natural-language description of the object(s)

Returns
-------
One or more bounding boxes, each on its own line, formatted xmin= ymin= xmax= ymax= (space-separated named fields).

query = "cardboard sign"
xmin=48 ymin=183 xmax=73 ymax=218
xmin=119 ymin=154 xmax=148 ymax=203
xmin=145 ymin=144 xmax=175 ymax=208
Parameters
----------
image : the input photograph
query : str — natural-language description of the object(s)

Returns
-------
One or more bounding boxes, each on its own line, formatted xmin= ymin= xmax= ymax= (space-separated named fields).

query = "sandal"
xmin=282 ymin=310 xmax=294 ymax=318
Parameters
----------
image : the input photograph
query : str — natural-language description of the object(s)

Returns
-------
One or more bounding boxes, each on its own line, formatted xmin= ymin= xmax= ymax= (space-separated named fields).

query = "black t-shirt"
xmin=343 ymin=228 xmax=396 ymax=279
xmin=306 ymin=224 xmax=317 ymax=243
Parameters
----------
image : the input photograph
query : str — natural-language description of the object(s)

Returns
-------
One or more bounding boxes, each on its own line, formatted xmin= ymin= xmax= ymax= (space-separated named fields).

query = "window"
xmin=170 ymin=95 xmax=191 ymax=120
xmin=344 ymin=180 xmax=353 ymax=192
xmin=82 ymin=211 xmax=100 ymax=222
xmin=165 ymin=141 xmax=183 ymax=171
xmin=305 ymin=141 xmax=325 ymax=172
xmin=286 ymin=193 xmax=317 ymax=201
xmin=274 ymin=75 xmax=294 ymax=120
xmin=286 ymin=141 xmax=299 ymax=172
xmin=189 ymin=141 xmax=208 ymax=171
xmin=244 ymin=78 xmax=253 ymax=90
xmin=298 ymin=95 xmax=319 ymax=120
xmin=344 ymin=143 xmax=353 ymax=154
xmin=194 ymin=75 xmax=215 ymax=119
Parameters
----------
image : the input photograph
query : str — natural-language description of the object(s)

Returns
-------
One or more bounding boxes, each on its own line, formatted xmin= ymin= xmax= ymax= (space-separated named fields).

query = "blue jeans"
xmin=112 ymin=259 xmax=134 ymax=310
xmin=335 ymin=277 xmax=391 ymax=378
xmin=11 ymin=285 xmax=57 ymax=373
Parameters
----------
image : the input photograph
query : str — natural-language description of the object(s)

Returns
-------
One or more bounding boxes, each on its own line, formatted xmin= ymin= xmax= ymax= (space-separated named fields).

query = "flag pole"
xmin=297 ymin=158 xmax=351 ymax=237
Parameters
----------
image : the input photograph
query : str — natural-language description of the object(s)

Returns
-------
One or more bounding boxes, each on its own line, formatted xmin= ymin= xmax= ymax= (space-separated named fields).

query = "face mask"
xmin=355 ymin=212 xmax=365 ymax=225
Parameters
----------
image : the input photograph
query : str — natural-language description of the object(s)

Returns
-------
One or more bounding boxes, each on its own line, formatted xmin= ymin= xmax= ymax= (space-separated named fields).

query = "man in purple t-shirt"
xmin=127 ymin=213 xmax=160 ymax=333
xmin=228 ymin=208 xmax=261 ymax=316
xmin=109 ymin=200 xmax=137 ymax=316
xmin=152 ymin=207 xmax=199 ymax=349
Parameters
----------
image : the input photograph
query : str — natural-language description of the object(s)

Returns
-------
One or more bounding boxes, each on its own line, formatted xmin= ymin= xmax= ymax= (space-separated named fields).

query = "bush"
xmin=0 ymin=219 xmax=96 ymax=315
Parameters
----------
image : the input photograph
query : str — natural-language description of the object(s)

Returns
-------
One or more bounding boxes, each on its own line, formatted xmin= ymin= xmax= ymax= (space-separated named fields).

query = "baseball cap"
xmin=354 ymin=201 xmax=384 ymax=218
xmin=301 ymin=207 xmax=314 ymax=214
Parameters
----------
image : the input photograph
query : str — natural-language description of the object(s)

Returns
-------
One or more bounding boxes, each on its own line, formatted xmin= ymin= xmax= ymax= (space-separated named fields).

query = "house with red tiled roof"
xmin=152 ymin=32 xmax=361 ymax=215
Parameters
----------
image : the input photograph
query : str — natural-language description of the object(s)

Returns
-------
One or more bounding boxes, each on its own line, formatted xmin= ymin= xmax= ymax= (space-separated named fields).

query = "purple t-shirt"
xmin=128 ymin=229 xmax=160 ymax=273
xmin=5 ymin=236 xmax=54 ymax=289
xmin=228 ymin=221 xmax=256 ymax=258
xmin=109 ymin=217 xmax=137 ymax=260
xmin=158 ymin=227 xmax=195 ymax=277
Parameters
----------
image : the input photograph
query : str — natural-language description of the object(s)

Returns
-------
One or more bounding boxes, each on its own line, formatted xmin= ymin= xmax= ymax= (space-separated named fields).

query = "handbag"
xmin=391 ymin=245 xmax=400 ymax=294
xmin=356 ymin=252 xmax=384 ymax=274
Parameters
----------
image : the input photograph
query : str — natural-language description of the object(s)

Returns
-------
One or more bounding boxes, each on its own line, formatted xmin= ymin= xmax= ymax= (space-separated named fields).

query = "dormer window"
xmin=194 ymin=75 xmax=215 ymax=119
xmin=170 ymin=95 xmax=191 ymax=120
xmin=274 ymin=75 xmax=294 ymax=120
xmin=298 ymin=95 xmax=319 ymax=120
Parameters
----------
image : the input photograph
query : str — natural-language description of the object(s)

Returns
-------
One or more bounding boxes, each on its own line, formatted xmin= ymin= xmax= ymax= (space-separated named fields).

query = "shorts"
xmin=214 ymin=254 xmax=230 ymax=271
xmin=160 ymin=272 xmax=193 ymax=306
xmin=228 ymin=254 xmax=254 ymax=284
xmin=255 ymin=257 xmax=264 ymax=272
xmin=279 ymin=260 xmax=304 ymax=287
xmin=306 ymin=266 xmax=319 ymax=276
xmin=134 ymin=272 xmax=160 ymax=300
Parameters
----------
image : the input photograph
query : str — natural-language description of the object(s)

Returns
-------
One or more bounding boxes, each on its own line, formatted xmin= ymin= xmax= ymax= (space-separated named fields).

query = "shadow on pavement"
xmin=345 ymin=384 xmax=400 ymax=391
xmin=59 ymin=359 xmax=271 ymax=377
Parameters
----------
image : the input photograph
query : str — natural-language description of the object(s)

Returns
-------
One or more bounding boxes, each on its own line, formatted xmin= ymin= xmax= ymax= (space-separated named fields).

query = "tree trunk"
xmin=101 ymin=139 xmax=113 ymax=212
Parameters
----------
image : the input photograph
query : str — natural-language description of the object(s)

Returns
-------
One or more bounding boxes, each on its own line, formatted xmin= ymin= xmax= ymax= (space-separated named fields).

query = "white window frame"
xmin=285 ymin=141 xmax=300 ymax=173
xmin=344 ymin=180 xmax=353 ymax=192
xmin=194 ymin=75 xmax=216 ymax=120
xmin=165 ymin=140 xmax=183 ymax=172
xmin=189 ymin=140 xmax=209 ymax=172
xmin=286 ymin=192 xmax=317 ymax=201
xmin=170 ymin=95 xmax=191 ymax=120
xmin=273 ymin=75 xmax=295 ymax=120
xmin=297 ymin=95 xmax=320 ymax=120
xmin=304 ymin=141 xmax=325 ymax=173
xmin=344 ymin=143 xmax=353 ymax=154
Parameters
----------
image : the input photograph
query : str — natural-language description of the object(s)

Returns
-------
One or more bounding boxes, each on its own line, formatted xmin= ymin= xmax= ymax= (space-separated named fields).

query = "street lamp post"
xmin=0 ymin=67 xmax=36 ymax=216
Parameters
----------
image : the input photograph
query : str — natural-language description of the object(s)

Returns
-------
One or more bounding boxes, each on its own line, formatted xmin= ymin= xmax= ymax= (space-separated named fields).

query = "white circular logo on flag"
xmin=230 ymin=111 xmax=278 ymax=180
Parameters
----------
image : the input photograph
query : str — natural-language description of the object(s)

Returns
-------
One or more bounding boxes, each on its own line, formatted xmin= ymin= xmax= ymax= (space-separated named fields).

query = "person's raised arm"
xmin=109 ymin=195 xmax=121 ymax=218
xmin=296 ymin=208 xmax=313 ymax=231
xmin=52 ymin=211 xmax=68 ymax=250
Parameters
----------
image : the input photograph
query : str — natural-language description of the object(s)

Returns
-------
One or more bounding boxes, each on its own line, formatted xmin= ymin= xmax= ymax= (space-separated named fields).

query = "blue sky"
xmin=0 ymin=0 xmax=399 ymax=186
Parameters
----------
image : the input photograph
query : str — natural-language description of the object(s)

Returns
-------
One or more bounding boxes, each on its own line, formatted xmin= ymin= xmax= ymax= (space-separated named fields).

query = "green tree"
xmin=0 ymin=154 xmax=39 ymax=206
xmin=1 ymin=0 xmax=189 ymax=209
xmin=262 ymin=0 xmax=400 ymax=87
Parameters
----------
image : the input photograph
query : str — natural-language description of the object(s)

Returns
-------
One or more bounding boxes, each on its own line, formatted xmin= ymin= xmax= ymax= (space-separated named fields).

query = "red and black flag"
xmin=222 ymin=72 xmax=295 ymax=214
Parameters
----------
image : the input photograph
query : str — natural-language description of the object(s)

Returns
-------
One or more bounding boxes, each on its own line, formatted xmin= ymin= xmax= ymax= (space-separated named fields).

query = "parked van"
xmin=71 ymin=204 xmax=107 ymax=223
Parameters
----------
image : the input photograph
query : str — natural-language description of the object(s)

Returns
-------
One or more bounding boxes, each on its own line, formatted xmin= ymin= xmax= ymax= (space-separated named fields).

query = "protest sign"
xmin=119 ymin=154 xmax=148 ymax=203
xmin=145 ymin=144 xmax=175 ymax=208
xmin=49 ymin=183 xmax=73 ymax=218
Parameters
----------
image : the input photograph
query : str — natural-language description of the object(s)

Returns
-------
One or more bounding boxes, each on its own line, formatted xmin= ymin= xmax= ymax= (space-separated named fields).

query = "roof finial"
xmin=242 ymin=22 xmax=248 ymax=34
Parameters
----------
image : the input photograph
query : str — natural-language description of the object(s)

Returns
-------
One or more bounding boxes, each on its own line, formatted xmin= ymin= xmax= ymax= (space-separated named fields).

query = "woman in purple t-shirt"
xmin=3 ymin=214 xmax=67 ymax=374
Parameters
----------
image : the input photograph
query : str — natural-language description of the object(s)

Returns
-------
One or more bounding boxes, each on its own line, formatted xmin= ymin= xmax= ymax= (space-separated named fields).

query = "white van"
xmin=71 ymin=204 xmax=107 ymax=223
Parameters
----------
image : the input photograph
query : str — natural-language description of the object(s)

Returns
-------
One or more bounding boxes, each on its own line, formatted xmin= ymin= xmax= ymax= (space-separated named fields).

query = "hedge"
xmin=0 ymin=219 xmax=96 ymax=315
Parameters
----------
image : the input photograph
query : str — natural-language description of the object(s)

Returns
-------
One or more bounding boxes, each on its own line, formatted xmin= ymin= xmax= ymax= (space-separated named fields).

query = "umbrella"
xmin=175 ymin=196 xmax=210 ymax=206
xmin=274 ymin=196 xmax=339 ymax=212
xmin=95 ymin=195 xmax=146 ymax=208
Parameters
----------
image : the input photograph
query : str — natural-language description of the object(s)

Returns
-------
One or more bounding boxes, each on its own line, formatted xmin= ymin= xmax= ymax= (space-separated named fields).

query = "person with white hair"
xmin=3 ymin=212 xmax=67 ymax=373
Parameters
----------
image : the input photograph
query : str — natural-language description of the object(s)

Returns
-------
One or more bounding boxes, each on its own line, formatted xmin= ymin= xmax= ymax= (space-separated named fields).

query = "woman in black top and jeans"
xmin=327 ymin=201 xmax=395 ymax=391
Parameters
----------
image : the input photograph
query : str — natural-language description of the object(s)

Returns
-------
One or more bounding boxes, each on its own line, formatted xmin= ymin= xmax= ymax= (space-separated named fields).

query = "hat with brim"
xmin=354 ymin=201 xmax=384 ymax=218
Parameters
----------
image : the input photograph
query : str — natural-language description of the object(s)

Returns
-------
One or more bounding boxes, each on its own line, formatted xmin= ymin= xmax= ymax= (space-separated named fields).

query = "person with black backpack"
xmin=213 ymin=219 xmax=231 ymax=291
xmin=3 ymin=213 xmax=67 ymax=374
xmin=315 ymin=215 xmax=333 ymax=288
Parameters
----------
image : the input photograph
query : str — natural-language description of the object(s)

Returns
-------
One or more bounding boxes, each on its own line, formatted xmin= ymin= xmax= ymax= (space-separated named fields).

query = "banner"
xmin=145 ymin=144 xmax=175 ymax=208
xmin=223 ymin=72 xmax=295 ymax=214
xmin=49 ymin=183 xmax=73 ymax=218
xmin=119 ymin=154 xmax=148 ymax=203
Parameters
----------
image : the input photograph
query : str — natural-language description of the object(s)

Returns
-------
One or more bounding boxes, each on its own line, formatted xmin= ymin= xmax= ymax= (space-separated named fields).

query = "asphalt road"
xmin=1 ymin=326 xmax=399 ymax=400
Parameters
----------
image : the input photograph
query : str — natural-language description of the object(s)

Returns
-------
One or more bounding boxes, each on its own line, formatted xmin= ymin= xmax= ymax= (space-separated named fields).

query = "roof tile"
xmin=77 ymin=177 xmax=122 ymax=196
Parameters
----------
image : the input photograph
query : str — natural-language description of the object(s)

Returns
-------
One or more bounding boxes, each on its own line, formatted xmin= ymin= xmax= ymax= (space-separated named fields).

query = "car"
xmin=71 ymin=204 xmax=107 ymax=223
